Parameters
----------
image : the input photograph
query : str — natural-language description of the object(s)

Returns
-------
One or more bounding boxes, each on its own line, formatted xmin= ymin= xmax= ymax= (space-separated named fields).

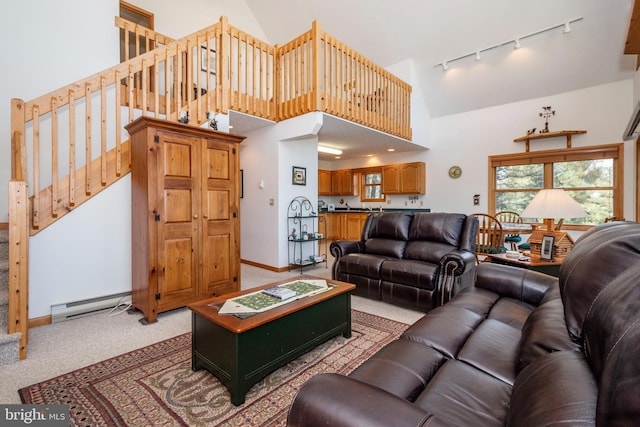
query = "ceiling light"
xmin=514 ymin=38 xmax=521 ymax=49
xmin=563 ymin=22 xmax=572 ymax=34
xmin=441 ymin=61 xmax=449 ymax=71
xmin=387 ymin=148 xmax=395 ymax=152
xmin=318 ymin=145 xmax=342 ymax=155
xmin=474 ymin=51 xmax=481 ymax=61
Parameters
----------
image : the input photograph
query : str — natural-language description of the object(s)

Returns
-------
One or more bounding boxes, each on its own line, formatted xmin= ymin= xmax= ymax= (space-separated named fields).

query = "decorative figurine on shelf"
xmin=178 ymin=110 xmax=189 ymax=124
xmin=206 ymin=111 xmax=218 ymax=130
xmin=290 ymin=228 xmax=297 ymax=240
xmin=539 ymin=106 xmax=555 ymax=133
xmin=526 ymin=127 xmax=537 ymax=135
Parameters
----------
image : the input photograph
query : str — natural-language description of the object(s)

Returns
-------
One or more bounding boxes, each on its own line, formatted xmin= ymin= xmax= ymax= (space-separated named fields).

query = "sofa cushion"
xmin=414 ymin=360 xmax=511 ymax=427
xmin=582 ymin=264 xmax=640 ymax=425
xmin=402 ymin=305 xmax=484 ymax=359
xmin=559 ymin=222 xmax=640 ymax=342
xmin=366 ymin=211 xmax=413 ymax=240
xmin=364 ymin=238 xmax=407 ymax=258
xmin=337 ymin=253 xmax=389 ymax=277
xmin=507 ymin=351 xmax=597 ymax=427
xmin=404 ymin=240 xmax=455 ymax=264
xmin=349 ymin=339 xmax=446 ymax=402
xmin=457 ymin=319 xmax=521 ymax=385
xmin=408 ymin=212 xmax=466 ymax=245
xmin=516 ymin=283 xmax=578 ymax=373
xmin=379 ymin=259 xmax=438 ymax=290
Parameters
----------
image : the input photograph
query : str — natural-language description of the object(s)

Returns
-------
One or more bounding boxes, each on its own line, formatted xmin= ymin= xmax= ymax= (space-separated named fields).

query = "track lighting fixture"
xmin=435 ymin=17 xmax=582 ymax=71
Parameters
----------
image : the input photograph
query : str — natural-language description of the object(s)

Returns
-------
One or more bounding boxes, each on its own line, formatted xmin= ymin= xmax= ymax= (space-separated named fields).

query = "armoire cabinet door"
xmin=156 ymin=132 xmax=201 ymax=311
xmin=202 ymin=139 xmax=239 ymax=297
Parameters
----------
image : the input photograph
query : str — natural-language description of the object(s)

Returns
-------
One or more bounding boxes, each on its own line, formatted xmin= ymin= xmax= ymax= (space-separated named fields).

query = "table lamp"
xmin=521 ymin=189 xmax=587 ymax=231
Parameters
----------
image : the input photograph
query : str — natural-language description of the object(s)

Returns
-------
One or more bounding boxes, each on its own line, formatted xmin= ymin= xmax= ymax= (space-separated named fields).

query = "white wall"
xmin=240 ymin=113 xmax=321 ymax=269
xmin=428 ymin=80 xmax=635 ymax=218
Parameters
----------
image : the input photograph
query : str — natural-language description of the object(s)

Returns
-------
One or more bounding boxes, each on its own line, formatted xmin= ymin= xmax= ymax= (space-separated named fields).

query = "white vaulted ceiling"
xmin=237 ymin=0 xmax=636 ymax=158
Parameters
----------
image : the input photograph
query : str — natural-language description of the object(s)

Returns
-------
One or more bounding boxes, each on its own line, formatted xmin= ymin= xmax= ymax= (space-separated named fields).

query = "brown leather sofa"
xmin=288 ymin=221 xmax=640 ymax=426
xmin=330 ymin=212 xmax=478 ymax=311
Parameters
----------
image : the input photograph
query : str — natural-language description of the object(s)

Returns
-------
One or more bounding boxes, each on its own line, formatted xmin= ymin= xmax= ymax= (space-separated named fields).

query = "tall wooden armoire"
xmin=126 ymin=117 xmax=245 ymax=323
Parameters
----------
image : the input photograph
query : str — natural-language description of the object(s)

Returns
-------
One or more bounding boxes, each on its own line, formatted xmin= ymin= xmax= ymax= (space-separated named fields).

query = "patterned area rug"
xmin=19 ymin=310 xmax=408 ymax=426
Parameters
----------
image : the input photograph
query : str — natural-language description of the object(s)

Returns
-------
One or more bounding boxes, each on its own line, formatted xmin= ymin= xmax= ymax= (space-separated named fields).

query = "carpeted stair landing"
xmin=0 ymin=229 xmax=21 ymax=366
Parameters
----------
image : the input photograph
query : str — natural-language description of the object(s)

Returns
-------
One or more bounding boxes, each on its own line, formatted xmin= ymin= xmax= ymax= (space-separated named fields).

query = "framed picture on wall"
xmin=540 ymin=235 xmax=555 ymax=261
xmin=292 ymin=166 xmax=306 ymax=186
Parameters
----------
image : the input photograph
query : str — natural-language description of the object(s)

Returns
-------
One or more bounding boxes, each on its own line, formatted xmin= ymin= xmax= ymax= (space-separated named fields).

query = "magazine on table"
xmin=217 ymin=279 xmax=330 ymax=315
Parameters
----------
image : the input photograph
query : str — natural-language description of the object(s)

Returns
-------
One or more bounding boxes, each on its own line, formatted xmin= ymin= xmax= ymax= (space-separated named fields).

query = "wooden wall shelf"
xmin=513 ymin=130 xmax=587 ymax=152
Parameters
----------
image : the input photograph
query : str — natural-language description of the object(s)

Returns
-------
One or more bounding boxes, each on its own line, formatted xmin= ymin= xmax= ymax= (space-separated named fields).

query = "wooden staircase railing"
xmin=8 ymin=16 xmax=412 ymax=360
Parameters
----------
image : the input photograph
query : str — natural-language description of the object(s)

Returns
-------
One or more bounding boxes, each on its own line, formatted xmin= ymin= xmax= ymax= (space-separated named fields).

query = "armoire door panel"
xmin=163 ymin=141 xmax=193 ymax=177
xmin=164 ymin=189 xmax=193 ymax=223
xmin=206 ymin=146 xmax=230 ymax=180
xmin=205 ymin=189 xmax=230 ymax=220
xmin=158 ymin=237 xmax=199 ymax=310
xmin=204 ymin=233 xmax=231 ymax=286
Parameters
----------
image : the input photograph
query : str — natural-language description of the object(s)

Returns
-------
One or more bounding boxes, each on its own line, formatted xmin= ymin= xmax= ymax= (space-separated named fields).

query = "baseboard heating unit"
xmin=51 ymin=291 xmax=132 ymax=323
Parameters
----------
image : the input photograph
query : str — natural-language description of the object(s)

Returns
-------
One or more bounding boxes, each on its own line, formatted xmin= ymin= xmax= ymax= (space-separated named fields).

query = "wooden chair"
xmin=495 ymin=211 xmax=523 ymax=251
xmin=471 ymin=213 xmax=504 ymax=263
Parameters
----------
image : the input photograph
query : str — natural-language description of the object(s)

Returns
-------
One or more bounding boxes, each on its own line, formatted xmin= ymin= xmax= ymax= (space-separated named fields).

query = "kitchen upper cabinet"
xmin=331 ymin=169 xmax=358 ymax=196
xmin=382 ymin=162 xmax=425 ymax=194
xmin=318 ymin=169 xmax=332 ymax=195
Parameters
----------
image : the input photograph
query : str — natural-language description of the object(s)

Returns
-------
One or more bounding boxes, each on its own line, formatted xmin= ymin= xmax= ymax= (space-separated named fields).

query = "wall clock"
xmin=448 ymin=165 xmax=462 ymax=179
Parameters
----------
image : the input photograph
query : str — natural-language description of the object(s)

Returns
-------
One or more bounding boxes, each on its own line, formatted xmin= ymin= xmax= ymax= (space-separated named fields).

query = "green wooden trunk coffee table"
xmin=187 ymin=275 xmax=355 ymax=406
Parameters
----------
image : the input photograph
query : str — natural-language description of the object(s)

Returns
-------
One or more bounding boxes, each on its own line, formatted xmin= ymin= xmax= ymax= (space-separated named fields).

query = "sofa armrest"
xmin=330 ymin=240 xmax=364 ymax=259
xmin=439 ymin=249 xmax=476 ymax=276
xmin=287 ymin=373 xmax=444 ymax=427
xmin=436 ymin=250 xmax=477 ymax=305
xmin=475 ymin=262 xmax=558 ymax=306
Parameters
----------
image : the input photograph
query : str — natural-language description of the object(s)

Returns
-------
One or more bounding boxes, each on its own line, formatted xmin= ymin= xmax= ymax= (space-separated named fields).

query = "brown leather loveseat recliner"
xmin=330 ymin=211 xmax=478 ymax=312
xmin=287 ymin=221 xmax=640 ymax=426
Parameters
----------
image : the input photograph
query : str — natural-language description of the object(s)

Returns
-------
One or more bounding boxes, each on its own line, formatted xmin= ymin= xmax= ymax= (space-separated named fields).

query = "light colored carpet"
xmin=0 ymin=262 xmax=424 ymax=404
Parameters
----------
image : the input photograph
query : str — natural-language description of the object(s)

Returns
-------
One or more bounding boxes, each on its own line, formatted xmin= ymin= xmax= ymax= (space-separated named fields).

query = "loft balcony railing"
xmin=8 ymin=16 xmax=412 ymax=360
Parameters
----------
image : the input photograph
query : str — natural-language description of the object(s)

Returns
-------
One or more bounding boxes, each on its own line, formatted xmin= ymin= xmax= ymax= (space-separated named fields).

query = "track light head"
xmin=514 ymin=38 xmax=521 ymax=49
xmin=441 ymin=61 xmax=449 ymax=71
xmin=563 ymin=22 xmax=571 ymax=34
xmin=474 ymin=51 xmax=481 ymax=61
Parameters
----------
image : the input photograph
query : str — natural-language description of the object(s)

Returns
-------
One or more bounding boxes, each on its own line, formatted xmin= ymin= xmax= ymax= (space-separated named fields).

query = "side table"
xmin=487 ymin=253 xmax=562 ymax=277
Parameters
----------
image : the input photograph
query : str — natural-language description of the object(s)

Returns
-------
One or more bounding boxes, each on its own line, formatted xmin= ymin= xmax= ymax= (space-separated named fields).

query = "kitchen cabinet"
xmin=382 ymin=162 xmax=425 ymax=194
xmin=318 ymin=169 xmax=332 ymax=195
xmin=127 ymin=117 xmax=244 ymax=324
xmin=331 ymin=169 xmax=359 ymax=196
xmin=345 ymin=213 xmax=369 ymax=240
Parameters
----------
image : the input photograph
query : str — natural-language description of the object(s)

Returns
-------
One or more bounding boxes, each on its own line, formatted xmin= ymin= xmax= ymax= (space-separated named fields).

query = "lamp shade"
xmin=521 ymin=189 xmax=587 ymax=219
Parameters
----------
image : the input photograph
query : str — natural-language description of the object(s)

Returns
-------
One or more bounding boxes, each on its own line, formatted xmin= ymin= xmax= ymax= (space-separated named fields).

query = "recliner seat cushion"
xmin=413 ymin=360 xmax=511 ymax=427
xmin=379 ymin=259 xmax=438 ymax=290
xmin=337 ymin=253 xmax=389 ymax=277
